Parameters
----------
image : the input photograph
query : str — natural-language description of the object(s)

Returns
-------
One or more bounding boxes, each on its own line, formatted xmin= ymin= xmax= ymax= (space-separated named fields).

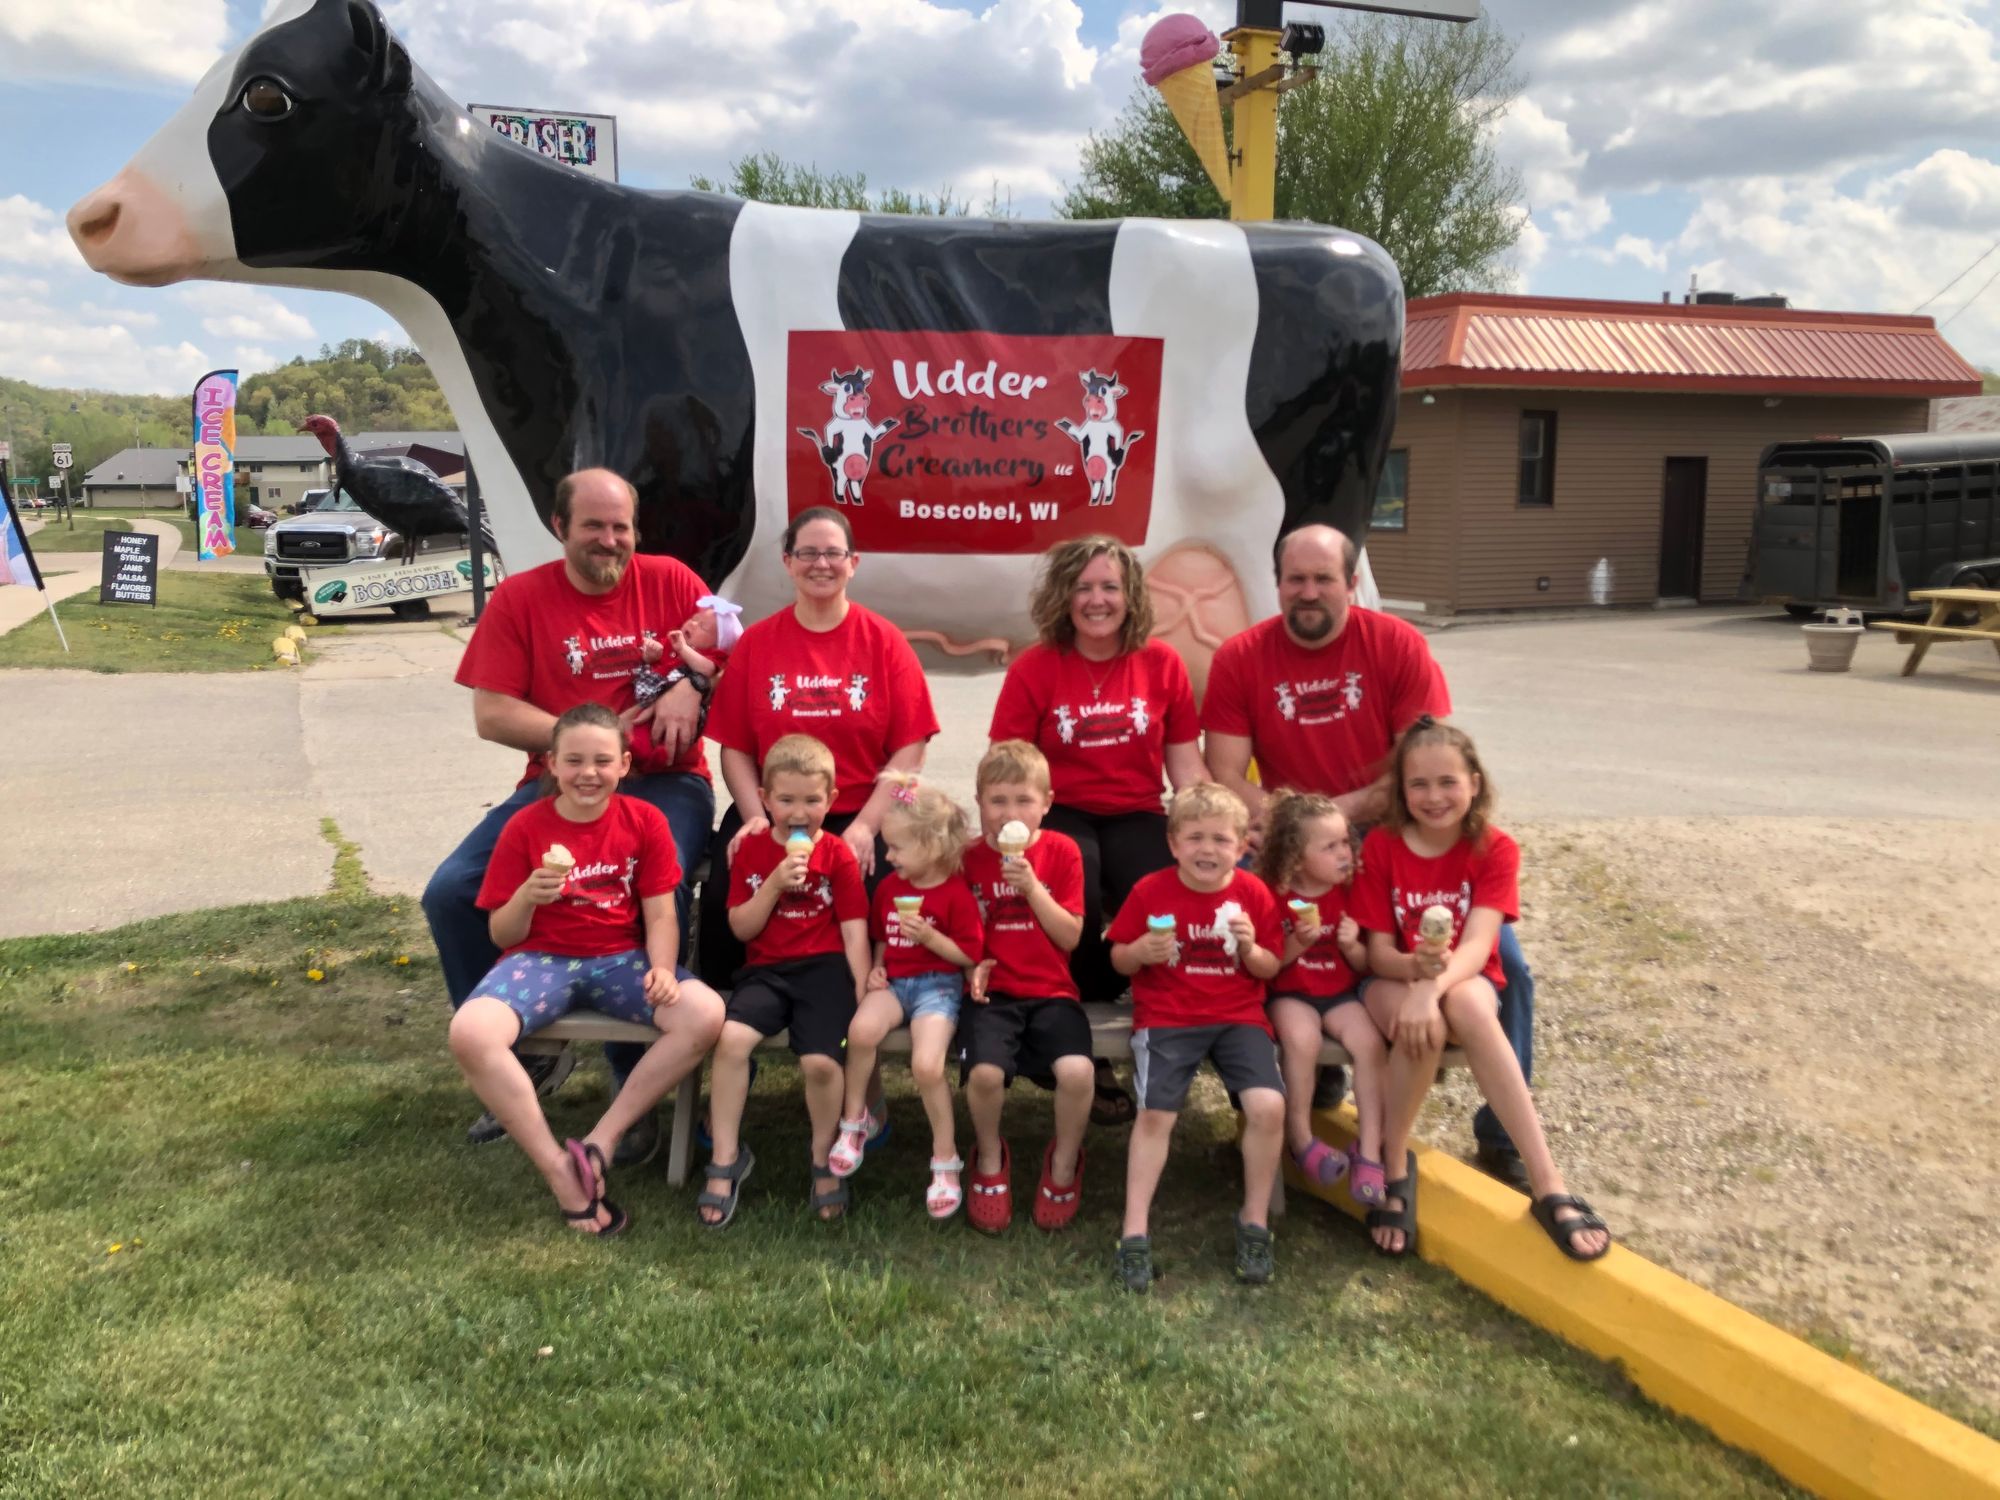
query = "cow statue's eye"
xmin=241 ymin=78 xmax=294 ymax=120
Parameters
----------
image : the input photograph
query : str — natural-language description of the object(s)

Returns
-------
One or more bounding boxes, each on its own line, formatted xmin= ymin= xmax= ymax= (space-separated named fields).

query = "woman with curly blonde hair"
xmin=988 ymin=536 xmax=1208 ymax=1123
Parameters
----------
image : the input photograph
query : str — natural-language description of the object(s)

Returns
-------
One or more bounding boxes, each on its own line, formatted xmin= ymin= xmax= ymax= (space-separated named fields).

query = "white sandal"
xmin=829 ymin=1116 xmax=871 ymax=1179
xmin=927 ymin=1155 xmax=965 ymax=1219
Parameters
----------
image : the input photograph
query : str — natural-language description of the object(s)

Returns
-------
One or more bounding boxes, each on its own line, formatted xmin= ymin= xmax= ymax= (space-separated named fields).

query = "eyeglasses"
xmin=788 ymin=548 xmax=853 ymax=564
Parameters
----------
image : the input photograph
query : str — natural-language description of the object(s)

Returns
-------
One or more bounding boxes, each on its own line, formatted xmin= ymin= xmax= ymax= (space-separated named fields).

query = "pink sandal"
xmin=1347 ymin=1146 xmax=1387 ymax=1206
xmin=926 ymin=1156 xmax=965 ymax=1219
xmin=828 ymin=1116 xmax=871 ymax=1178
xmin=1292 ymin=1137 xmax=1349 ymax=1188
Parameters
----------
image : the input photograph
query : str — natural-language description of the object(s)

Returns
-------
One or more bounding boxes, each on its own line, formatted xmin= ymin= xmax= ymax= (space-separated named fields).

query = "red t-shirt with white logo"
xmin=1107 ymin=868 xmax=1286 ymax=1033
xmin=475 ymin=794 xmax=682 ymax=958
xmin=707 ymin=603 xmax=941 ymax=814
xmin=1200 ymin=611 xmax=1450 ymax=798
xmin=455 ymin=555 xmax=713 ymax=786
xmin=988 ymin=639 xmax=1199 ymax=816
xmin=870 ymin=871 xmax=985 ymax=979
xmin=1270 ymin=884 xmax=1359 ymax=999
xmin=728 ymin=828 xmax=868 ymax=967
xmin=961 ymin=833 xmax=1084 ymax=1002
xmin=1349 ymin=826 xmax=1519 ymax=989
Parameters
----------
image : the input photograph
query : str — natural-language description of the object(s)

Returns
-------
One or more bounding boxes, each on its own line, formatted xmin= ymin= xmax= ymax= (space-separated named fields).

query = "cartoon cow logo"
xmin=1131 ymin=696 xmax=1150 ymax=736
xmin=564 ymin=635 xmax=586 ymax=675
xmin=847 ymin=674 xmax=869 ymax=711
xmin=1055 ymin=704 xmax=1077 ymax=744
xmin=1275 ymin=682 xmax=1298 ymax=721
xmin=1340 ymin=672 xmax=1364 ymax=712
xmin=769 ymin=674 xmax=790 ymax=711
xmin=796 ymin=368 xmax=900 ymax=506
xmin=1055 ymin=369 xmax=1146 ymax=507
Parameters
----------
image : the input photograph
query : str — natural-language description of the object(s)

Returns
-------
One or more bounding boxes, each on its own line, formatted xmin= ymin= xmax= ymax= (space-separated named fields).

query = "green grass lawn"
xmin=0 ymin=571 xmax=321 ymax=673
xmin=0 ymin=879 xmax=1800 ymax=1497
xmin=26 ymin=511 xmax=228 ymax=556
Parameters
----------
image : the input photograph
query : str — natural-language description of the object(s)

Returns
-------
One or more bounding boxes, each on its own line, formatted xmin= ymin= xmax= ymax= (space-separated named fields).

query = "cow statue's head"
xmin=818 ymin=369 xmax=874 ymax=420
xmin=1079 ymin=369 xmax=1126 ymax=423
xmin=69 ymin=0 xmax=422 ymax=286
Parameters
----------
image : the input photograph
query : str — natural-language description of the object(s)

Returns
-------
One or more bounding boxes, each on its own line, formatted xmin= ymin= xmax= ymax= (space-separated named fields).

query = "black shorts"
xmin=1268 ymin=989 xmax=1362 ymax=1018
xmin=725 ymin=953 xmax=856 ymax=1060
xmin=956 ymin=994 xmax=1093 ymax=1086
xmin=1131 ymin=1023 xmax=1284 ymax=1113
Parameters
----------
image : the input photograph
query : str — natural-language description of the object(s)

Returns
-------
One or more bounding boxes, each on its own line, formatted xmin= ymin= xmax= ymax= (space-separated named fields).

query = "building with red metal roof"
xmin=1367 ymin=292 xmax=1983 ymax=612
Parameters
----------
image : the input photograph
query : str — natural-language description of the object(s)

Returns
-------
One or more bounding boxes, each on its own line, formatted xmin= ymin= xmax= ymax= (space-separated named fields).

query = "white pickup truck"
xmin=264 ymin=473 xmax=499 ymax=618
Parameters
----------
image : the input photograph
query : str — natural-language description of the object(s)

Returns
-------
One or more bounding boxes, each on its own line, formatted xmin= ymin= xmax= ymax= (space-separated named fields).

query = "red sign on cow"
xmin=786 ymin=330 xmax=1163 ymax=554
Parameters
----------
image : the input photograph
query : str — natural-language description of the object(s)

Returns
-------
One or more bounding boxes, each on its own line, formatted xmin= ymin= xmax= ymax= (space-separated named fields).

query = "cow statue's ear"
xmin=345 ymin=0 xmax=412 ymax=96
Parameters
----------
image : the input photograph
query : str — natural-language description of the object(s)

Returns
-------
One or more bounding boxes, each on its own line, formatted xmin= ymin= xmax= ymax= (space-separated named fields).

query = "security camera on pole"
xmin=1143 ymin=1 xmax=1482 ymax=223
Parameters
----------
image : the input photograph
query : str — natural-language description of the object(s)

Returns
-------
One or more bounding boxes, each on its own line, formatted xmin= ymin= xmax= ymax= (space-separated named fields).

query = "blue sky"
xmin=5 ymin=0 xmax=1999 ymax=394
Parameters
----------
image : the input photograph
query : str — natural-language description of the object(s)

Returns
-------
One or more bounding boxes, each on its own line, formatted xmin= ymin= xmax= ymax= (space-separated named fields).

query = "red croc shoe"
xmin=966 ymin=1140 xmax=1012 ymax=1235
xmin=1031 ymin=1140 xmax=1085 ymax=1232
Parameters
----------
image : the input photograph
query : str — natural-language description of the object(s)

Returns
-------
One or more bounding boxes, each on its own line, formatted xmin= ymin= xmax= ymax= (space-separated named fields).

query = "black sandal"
xmin=695 ymin=1147 xmax=755 ymax=1229
xmin=1089 ymin=1062 xmax=1137 ymax=1127
xmin=1530 ymin=1194 xmax=1612 ymax=1262
xmin=810 ymin=1162 xmax=851 ymax=1222
xmin=561 ymin=1199 xmax=630 ymax=1237
xmin=1365 ymin=1150 xmax=1418 ymax=1258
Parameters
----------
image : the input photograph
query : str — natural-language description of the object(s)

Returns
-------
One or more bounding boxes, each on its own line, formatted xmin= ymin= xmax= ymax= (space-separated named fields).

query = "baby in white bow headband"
xmin=634 ymin=594 xmax=742 ymax=708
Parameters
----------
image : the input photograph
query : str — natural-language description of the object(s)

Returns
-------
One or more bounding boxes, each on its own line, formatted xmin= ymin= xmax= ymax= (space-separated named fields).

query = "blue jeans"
xmin=1472 ymin=923 xmax=1535 ymax=1152
xmin=422 ymin=770 xmax=714 ymax=1087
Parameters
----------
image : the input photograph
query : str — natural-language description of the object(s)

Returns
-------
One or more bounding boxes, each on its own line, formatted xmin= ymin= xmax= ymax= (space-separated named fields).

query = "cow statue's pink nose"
xmin=67 ymin=170 xmax=205 ymax=287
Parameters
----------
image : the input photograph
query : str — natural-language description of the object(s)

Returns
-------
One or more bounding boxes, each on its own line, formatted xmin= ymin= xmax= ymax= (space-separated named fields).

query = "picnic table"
xmin=1868 ymin=588 xmax=2000 ymax=677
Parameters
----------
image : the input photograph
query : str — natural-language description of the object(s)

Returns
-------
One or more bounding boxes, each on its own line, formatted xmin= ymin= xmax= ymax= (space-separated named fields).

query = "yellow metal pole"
xmin=1224 ymin=27 xmax=1281 ymax=221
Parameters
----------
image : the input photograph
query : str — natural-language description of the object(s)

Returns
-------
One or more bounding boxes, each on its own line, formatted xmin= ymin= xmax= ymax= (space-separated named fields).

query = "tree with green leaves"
xmin=690 ymin=152 xmax=1011 ymax=217
xmin=1059 ymin=15 xmax=1525 ymax=296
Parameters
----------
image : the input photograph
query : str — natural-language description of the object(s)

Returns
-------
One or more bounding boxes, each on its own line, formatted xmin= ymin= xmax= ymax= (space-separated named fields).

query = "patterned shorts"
xmin=468 ymin=948 xmax=684 ymax=1037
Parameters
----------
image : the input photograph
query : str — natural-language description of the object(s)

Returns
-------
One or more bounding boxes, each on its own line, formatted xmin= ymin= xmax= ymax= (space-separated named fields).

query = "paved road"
xmin=2 ymin=605 xmax=1995 ymax=938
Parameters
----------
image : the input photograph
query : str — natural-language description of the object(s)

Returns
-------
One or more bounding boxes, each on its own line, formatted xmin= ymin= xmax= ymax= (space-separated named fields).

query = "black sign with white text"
xmin=100 ymin=530 xmax=159 ymax=606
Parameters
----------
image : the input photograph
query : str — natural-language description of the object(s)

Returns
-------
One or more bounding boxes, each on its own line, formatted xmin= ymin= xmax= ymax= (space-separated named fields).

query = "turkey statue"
xmin=299 ymin=414 xmax=497 ymax=566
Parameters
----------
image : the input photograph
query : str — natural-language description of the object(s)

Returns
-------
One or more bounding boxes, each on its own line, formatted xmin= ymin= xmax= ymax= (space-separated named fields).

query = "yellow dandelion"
xmin=122 ymin=962 xmax=138 ymax=973
xmin=107 ymin=1243 xmax=123 ymax=1255
xmin=394 ymin=955 xmax=410 ymax=966
xmin=193 ymin=969 xmax=203 ymax=977
xmin=307 ymin=968 xmax=325 ymax=982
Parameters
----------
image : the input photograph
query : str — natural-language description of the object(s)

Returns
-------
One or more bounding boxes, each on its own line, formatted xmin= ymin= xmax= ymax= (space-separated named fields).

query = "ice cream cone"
xmin=997 ymin=819 xmax=1031 ymax=859
xmin=894 ymin=895 xmax=924 ymax=921
xmin=1155 ymin=65 xmax=1233 ymax=202
xmin=1417 ymin=904 xmax=1454 ymax=955
xmin=543 ymin=843 xmax=576 ymax=880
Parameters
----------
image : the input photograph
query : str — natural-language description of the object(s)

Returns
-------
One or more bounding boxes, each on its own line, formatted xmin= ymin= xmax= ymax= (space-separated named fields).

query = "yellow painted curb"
xmin=1295 ymin=1110 xmax=2000 ymax=1500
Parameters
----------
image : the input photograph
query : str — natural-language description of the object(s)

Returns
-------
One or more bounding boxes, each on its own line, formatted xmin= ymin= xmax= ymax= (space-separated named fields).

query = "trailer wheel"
xmin=390 ymin=598 xmax=433 ymax=621
xmin=1782 ymin=603 xmax=1817 ymax=618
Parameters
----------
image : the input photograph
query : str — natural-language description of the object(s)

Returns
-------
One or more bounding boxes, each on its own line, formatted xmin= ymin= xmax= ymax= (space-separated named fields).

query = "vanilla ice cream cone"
xmin=543 ymin=843 xmax=576 ymax=879
xmin=1155 ymin=66 xmax=1232 ymax=202
xmin=1417 ymin=904 xmax=1454 ymax=955
xmin=997 ymin=820 xmax=1031 ymax=859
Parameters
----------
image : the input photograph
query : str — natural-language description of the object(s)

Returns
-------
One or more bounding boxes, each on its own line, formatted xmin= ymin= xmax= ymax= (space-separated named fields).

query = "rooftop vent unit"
xmin=1738 ymin=295 xmax=1790 ymax=309
xmin=1694 ymin=291 xmax=1737 ymax=306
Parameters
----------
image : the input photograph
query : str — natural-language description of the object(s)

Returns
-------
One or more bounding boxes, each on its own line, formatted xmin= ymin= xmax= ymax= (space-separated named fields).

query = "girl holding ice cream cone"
xmin=449 ymin=703 xmax=725 ymax=1237
xmin=830 ymin=772 xmax=984 ymax=1218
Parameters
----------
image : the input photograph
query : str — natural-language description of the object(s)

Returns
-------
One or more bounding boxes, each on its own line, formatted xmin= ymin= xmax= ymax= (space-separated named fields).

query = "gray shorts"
xmin=1130 ymin=1023 xmax=1285 ymax=1113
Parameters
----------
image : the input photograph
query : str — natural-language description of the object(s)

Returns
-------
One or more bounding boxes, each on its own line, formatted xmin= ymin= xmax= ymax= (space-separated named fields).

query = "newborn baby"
xmin=633 ymin=594 xmax=743 ymax=708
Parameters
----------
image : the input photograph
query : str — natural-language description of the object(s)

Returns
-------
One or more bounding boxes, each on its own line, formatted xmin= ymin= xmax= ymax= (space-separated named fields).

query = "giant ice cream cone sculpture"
xmin=1142 ymin=14 xmax=1231 ymax=203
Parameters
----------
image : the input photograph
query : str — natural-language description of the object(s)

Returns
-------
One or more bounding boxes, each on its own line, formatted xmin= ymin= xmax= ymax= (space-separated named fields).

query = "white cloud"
xmin=0 ymin=196 xmax=86 ymax=271
xmin=230 ymin=346 xmax=277 ymax=375
xmin=0 ymin=0 xmax=227 ymax=85
xmin=0 ymin=288 xmax=211 ymax=393
xmin=174 ymin=285 xmax=316 ymax=344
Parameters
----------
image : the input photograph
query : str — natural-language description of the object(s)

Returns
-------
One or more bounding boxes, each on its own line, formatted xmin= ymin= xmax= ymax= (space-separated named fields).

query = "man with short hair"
xmin=422 ymin=468 xmax=716 ymax=1166
xmin=1202 ymin=523 xmax=1537 ymax=1188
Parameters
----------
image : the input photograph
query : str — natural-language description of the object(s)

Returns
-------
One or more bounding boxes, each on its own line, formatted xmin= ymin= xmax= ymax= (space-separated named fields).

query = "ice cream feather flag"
xmin=3 ymin=491 xmax=44 ymax=589
xmin=191 ymin=367 xmax=239 ymax=561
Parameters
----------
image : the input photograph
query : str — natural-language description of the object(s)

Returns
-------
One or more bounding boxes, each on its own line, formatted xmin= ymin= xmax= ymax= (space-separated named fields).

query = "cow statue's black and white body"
xmin=69 ymin=0 xmax=1403 ymax=671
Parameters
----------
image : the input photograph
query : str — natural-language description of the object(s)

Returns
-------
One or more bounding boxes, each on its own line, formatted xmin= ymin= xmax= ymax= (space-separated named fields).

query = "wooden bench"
xmin=521 ymin=1001 xmax=1461 ymax=1192
xmin=1868 ymin=587 xmax=2000 ymax=676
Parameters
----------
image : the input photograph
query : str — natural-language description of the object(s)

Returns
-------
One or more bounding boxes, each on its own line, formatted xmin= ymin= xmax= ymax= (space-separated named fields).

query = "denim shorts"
xmin=891 ymin=969 xmax=963 ymax=1025
xmin=468 ymin=948 xmax=691 ymax=1037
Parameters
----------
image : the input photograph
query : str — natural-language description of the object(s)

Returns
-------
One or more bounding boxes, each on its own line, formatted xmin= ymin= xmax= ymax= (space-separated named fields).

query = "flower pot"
xmin=1802 ymin=622 xmax=1863 ymax=672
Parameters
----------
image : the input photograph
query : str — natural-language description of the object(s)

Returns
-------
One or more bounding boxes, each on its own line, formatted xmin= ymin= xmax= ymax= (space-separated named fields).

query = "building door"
xmin=1659 ymin=458 xmax=1708 ymax=599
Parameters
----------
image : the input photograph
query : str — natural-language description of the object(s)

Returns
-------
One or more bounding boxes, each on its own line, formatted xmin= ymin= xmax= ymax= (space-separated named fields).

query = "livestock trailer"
xmin=1741 ymin=432 xmax=2000 ymax=615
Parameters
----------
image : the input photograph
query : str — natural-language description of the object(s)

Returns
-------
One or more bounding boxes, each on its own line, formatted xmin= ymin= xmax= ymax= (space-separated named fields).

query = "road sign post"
xmin=52 ymin=444 xmax=74 ymax=529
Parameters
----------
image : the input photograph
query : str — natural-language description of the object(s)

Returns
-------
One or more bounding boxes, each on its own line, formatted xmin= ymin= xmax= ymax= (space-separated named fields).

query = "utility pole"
xmin=1223 ymin=2 xmax=1287 ymax=223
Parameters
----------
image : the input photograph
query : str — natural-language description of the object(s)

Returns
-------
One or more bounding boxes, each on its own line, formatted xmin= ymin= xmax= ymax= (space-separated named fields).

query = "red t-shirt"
xmin=475 ymin=794 xmax=682 ymax=958
xmin=870 ymin=872 xmax=985 ymax=979
xmin=1200 ymin=611 xmax=1450 ymax=798
xmin=961 ymin=833 xmax=1084 ymax=1002
xmin=1349 ymin=826 xmax=1519 ymax=988
xmin=707 ymin=603 xmax=940 ymax=814
xmin=455 ymin=554 xmax=715 ymax=786
xmin=728 ymin=828 xmax=868 ymax=967
xmin=988 ymin=639 xmax=1199 ymax=816
xmin=1108 ymin=868 xmax=1285 ymax=1033
xmin=1270 ymin=884 xmax=1359 ymax=999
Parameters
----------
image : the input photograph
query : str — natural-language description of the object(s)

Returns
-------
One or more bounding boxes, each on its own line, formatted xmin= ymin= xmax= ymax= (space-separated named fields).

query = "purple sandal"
xmin=1292 ymin=1137 xmax=1350 ymax=1187
xmin=1347 ymin=1146 xmax=1387 ymax=1206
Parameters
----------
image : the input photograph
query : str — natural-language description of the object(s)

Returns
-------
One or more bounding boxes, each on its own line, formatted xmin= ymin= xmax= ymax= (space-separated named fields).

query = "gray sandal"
xmin=696 ymin=1147 xmax=755 ymax=1229
xmin=810 ymin=1161 xmax=850 ymax=1222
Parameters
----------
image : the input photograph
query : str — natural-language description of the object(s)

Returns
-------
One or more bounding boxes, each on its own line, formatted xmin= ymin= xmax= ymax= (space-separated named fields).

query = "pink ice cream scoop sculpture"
xmin=1141 ymin=13 xmax=1222 ymax=86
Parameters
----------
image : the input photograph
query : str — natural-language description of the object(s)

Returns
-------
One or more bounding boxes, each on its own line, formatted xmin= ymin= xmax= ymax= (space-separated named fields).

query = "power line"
xmin=1910 ymin=234 xmax=2000 ymax=314
xmin=1938 ymin=255 xmax=2000 ymax=329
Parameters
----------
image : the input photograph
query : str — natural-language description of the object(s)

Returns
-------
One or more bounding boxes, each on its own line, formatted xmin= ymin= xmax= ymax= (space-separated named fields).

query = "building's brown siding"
xmin=1379 ymin=390 xmax=1927 ymax=611
xmin=1362 ymin=390 xmax=1462 ymax=609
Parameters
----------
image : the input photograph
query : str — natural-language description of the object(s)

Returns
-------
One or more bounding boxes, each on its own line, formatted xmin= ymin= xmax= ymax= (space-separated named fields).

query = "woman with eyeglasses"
xmin=699 ymin=507 xmax=941 ymax=981
xmin=988 ymin=536 xmax=1209 ymax=1125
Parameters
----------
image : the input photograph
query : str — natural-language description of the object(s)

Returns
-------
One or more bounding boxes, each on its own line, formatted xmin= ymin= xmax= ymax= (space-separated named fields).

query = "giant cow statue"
xmin=69 ymin=0 xmax=1402 ymax=682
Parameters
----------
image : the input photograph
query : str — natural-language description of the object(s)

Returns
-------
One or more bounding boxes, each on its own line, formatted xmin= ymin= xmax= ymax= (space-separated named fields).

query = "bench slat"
xmin=1868 ymin=622 xmax=2000 ymax=641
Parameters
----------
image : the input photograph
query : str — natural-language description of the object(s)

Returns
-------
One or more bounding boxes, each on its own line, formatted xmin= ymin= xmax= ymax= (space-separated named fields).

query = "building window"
xmin=270 ymin=486 xmax=282 ymax=499
xmin=1519 ymin=410 xmax=1557 ymax=506
xmin=1371 ymin=449 xmax=1408 ymax=531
